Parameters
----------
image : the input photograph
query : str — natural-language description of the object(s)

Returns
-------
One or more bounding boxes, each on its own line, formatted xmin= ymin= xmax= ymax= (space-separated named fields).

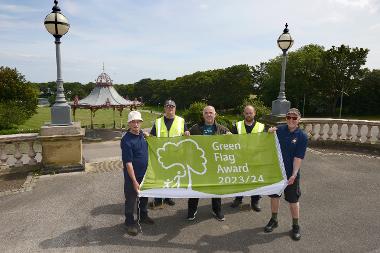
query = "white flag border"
xmin=139 ymin=133 xmax=288 ymax=198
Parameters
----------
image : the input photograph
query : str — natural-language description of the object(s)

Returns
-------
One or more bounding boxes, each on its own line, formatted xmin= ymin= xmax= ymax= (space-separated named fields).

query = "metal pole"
xmin=51 ymin=36 xmax=72 ymax=125
xmin=54 ymin=37 xmax=67 ymax=104
xmin=277 ymin=51 xmax=287 ymax=100
xmin=339 ymin=88 xmax=343 ymax=118
xmin=271 ymin=50 xmax=290 ymax=116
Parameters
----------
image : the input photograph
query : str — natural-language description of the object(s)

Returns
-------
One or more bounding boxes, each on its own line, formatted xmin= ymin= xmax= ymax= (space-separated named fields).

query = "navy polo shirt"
xmin=276 ymin=124 xmax=308 ymax=179
xmin=120 ymin=131 xmax=148 ymax=178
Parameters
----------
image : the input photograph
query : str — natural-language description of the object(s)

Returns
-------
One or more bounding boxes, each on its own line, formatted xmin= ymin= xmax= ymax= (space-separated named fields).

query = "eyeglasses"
xmin=286 ymin=116 xmax=298 ymax=120
xmin=165 ymin=105 xmax=175 ymax=108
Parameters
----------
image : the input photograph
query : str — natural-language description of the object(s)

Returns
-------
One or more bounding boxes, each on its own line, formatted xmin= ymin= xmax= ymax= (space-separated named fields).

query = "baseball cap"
xmin=164 ymin=99 xmax=176 ymax=107
xmin=128 ymin=111 xmax=143 ymax=123
xmin=286 ymin=108 xmax=301 ymax=117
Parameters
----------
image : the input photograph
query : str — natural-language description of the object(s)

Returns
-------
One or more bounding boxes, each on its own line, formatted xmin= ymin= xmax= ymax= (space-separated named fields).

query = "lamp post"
xmin=271 ymin=23 xmax=294 ymax=116
xmin=44 ymin=0 xmax=72 ymax=125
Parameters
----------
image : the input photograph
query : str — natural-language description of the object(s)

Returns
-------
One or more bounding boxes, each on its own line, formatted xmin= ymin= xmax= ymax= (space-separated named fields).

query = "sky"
xmin=0 ymin=0 xmax=379 ymax=84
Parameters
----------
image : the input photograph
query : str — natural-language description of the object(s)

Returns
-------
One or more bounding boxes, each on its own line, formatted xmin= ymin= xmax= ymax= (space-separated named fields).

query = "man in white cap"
xmin=264 ymin=108 xmax=308 ymax=241
xmin=149 ymin=99 xmax=190 ymax=208
xmin=121 ymin=110 xmax=154 ymax=236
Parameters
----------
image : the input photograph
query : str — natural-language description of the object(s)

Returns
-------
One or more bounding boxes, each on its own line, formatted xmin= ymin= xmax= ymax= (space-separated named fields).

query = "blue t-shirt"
xmin=203 ymin=124 xmax=215 ymax=135
xmin=120 ymin=131 xmax=148 ymax=178
xmin=276 ymin=124 xmax=308 ymax=178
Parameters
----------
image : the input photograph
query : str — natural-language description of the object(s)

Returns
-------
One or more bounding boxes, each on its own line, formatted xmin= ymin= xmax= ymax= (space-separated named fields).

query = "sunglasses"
xmin=286 ymin=116 xmax=298 ymax=120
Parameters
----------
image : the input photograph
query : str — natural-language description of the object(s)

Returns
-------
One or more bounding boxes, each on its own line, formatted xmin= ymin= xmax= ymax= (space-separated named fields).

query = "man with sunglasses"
xmin=149 ymin=99 xmax=190 ymax=209
xmin=264 ymin=108 xmax=308 ymax=241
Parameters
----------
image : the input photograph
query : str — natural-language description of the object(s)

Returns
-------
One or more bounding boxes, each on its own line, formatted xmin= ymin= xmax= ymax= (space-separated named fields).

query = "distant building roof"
xmin=71 ymin=71 xmax=142 ymax=109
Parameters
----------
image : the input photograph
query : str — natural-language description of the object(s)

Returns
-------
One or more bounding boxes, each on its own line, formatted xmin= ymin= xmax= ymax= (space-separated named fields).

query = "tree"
xmin=0 ymin=66 xmax=38 ymax=129
xmin=345 ymin=69 xmax=380 ymax=115
xmin=319 ymin=45 xmax=369 ymax=116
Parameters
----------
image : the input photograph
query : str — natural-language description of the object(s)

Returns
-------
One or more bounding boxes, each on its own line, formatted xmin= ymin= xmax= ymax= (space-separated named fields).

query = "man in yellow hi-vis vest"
xmin=230 ymin=105 xmax=266 ymax=212
xmin=149 ymin=99 xmax=190 ymax=209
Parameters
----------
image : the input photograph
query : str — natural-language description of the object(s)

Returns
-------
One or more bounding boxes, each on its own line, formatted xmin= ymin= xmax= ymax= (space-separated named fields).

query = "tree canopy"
xmin=0 ymin=66 xmax=39 ymax=129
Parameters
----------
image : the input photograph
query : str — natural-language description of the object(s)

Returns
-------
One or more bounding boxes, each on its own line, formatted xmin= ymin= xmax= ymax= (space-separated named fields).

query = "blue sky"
xmin=1 ymin=0 xmax=379 ymax=84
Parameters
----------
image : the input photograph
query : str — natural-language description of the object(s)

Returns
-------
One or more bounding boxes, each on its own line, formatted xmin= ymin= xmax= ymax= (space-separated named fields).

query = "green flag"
xmin=140 ymin=133 xmax=287 ymax=198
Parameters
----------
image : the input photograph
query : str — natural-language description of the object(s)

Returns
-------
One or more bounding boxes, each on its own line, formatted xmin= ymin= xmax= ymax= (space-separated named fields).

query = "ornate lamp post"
xmin=44 ymin=0 xmax=71 ymax=125
xmin=271 ymin=23 xmax=294 ymax=116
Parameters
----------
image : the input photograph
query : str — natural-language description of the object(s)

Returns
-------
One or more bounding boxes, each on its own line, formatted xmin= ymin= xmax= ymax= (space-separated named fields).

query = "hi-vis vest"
xmin=155 ymin=116 xmax=185 ymax=137
xmin=236 ymin=120 xmax=265 ymax=134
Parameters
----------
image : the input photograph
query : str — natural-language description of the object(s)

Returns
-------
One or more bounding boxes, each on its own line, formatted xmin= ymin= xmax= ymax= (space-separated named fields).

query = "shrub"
xmin=237 ymin=97 xmax=271 ymax=120
xmin=183 ymin=101 xmax=207 ymax=126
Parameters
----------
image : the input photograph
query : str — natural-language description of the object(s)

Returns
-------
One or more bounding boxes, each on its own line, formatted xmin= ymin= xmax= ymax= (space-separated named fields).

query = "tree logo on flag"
xmin=157 ymin=139 xmax=208 ymax=189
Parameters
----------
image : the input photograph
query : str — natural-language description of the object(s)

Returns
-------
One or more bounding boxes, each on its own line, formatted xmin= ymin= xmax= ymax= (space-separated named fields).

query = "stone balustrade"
xmin=300 ymin=118 xmax=380 ymax=144
xmin=0 ymin=133 xmax=42 ymax=170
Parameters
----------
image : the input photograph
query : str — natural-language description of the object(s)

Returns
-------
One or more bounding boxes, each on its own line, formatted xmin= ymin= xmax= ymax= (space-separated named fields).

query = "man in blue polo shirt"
xmin=121 ymin=110 xmax=154 ymax=236
xmin=264 ymin=108 xmax=308 ymax=241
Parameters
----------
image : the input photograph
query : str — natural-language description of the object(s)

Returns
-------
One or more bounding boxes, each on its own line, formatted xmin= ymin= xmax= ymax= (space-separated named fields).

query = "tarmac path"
xmin=0 ymin=146 xmax=380 ymax=253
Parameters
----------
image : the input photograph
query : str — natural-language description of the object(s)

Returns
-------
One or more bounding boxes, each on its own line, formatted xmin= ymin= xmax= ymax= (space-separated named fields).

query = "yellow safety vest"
xmin=155 ymin=116 xmax=185 ymax=137
xmin=236 ymin=120 xmax=265 ymax=134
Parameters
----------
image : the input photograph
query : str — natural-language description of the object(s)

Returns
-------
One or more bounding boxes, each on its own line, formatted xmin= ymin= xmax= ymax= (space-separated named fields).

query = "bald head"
xmin=203 ymin=106 xmax=216 ymax=125
xmin=243 ymin=105 xmax=256 ymax=123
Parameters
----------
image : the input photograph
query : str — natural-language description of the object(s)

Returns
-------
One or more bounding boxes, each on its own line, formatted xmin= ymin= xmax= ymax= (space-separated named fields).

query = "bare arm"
xmin=288 ymin=157 xmax=302 ymax=185
xmin=126 ymin=162 xmax=140 ymax=192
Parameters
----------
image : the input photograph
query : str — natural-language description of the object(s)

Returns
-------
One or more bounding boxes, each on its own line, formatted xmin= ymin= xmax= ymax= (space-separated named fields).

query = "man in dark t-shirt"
xmin=264 ymin=108 xmax=308 ymax=241
xmin=121 ymin=111 xmax=154 ymax=236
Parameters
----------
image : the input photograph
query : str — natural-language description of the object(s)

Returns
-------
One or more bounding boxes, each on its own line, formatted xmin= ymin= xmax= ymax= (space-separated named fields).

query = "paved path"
xmin=1 ymin=150 xmax=380 ymax=253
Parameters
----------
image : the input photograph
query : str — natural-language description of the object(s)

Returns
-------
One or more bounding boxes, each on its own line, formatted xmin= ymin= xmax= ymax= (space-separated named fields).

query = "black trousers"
xmin=124 ymin=171 xmax=148 ymax=225
xmin=188 ymin=198 xmax=221 ymax=214
xmin=234 ymin=195 xmax=261 ymax=203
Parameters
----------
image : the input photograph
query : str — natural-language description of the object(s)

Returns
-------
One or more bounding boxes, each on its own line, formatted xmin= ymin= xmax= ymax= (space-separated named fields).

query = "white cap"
xmin=128 ymin=111 xmax=143 ymax=123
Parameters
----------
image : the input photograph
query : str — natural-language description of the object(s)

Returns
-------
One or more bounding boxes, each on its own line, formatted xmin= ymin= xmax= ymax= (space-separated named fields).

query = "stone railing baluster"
xmin=327 ymin=123 xmax=334 ymax=140
xmin=318 ymin=123 xmax=325 ymax=140
xmin=0 ymin=133 xmax=41 ymax=168
xmin=0 ymin=143 xmax=9 ymax=169
xmin=14 ymin=142 xmax=23 ymax=167
xmin=28 ymin=141 xmax=37 ymax=165
xmin=337 ymin=123 xmax=343 ymax=141
xmin=346 ymin=124 xmax=354 ymax=141
xmin=299 ymin=118 xmax=379 ymax=145
xmin=357 ymin=124 xmax=364 ymax=143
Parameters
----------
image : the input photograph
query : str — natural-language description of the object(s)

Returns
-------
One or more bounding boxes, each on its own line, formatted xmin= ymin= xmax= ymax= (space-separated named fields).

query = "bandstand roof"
xmin=72 ymin=72 xmax=142 ymax=109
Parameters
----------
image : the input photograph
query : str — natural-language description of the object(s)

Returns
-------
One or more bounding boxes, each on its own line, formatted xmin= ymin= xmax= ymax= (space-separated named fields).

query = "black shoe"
xmin=251 ymin=201 xmax=261 ymax=212
xmin=126 ymin=225 xmax=138 ymax=236
xmin=140 ymin=215 xmax=155 ymax=225
xmin=291 ymin=225 xmax=301 ymax=241
xmin=187 ymin=210 xmax=197 ymax=221
xmin=212 ymin=211 xmax=225 ymax=221
xmin=149 ymin=200 xmax=164 ymax=209
xmin=264 ymin=218 xmax=278 ymax=233
xmin=164 ymin=198 xmax=176 ymax=206
xmin=230 ymin=199 xmax=242 ymax=208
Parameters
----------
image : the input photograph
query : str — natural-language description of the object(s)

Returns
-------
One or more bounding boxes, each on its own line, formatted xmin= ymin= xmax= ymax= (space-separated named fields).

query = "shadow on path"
xmin=40 ymin=203 xmax=288 ymax=252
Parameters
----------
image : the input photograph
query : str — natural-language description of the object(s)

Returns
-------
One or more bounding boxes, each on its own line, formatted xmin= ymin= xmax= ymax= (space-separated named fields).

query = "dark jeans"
xmin=234 ymin=195 xmax=261 ymax=203
xmin=188 ymin=198 xmax=221 ymax=214
xmin=124 ymin=171 xmax=148 ymax=225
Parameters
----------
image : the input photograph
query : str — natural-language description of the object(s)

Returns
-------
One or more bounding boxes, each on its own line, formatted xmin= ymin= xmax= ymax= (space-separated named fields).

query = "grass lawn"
xmin=18 ymin=107 xmax=162 ymax=131
xmin=14 ymin=107 xmax=380 ymax=133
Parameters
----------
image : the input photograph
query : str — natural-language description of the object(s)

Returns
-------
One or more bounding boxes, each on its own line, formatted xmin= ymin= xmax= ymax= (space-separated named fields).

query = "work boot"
xmin=230 ymin=198 xmax=242 ymax=208
xmin=164 ymin=198 xmax=176 ymax=206
xmin=149 ymin=199 xmax=164 ymax=209
xmin=264 ymin=218 xmax=278 ymax=233
xmin=291 ymin=224 xmax=301 ymax=241
xmin=251 ymin=201 xmax=261 ymax=212
xmin=125 ymin=225 xmax=138 ymax=236
xmin=212 ymin=211 xmax=225 ymax=221
xmin=140 ymin=215 xmax=155 ymax=225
